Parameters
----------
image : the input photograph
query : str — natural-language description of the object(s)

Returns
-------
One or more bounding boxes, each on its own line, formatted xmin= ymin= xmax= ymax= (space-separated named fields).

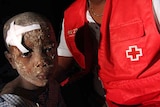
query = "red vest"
xmin=64 ymin=0 xmax=87 ymax=69
xmin=64 ymin=0 xmax=160 ymax=106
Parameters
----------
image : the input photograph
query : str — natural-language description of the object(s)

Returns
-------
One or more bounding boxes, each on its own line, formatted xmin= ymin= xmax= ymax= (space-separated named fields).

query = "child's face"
xmin=7 ymin=28 xmax=57 ymax=87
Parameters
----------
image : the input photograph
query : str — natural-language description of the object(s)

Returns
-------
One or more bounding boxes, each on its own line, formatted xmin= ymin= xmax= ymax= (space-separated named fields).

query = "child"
xmin=0 ymin=12 xmax=66 ymax=107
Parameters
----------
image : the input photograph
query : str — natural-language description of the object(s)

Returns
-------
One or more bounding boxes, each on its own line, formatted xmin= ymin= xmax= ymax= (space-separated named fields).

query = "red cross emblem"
xmin=126 ymin=45 xmax=143 ymax=61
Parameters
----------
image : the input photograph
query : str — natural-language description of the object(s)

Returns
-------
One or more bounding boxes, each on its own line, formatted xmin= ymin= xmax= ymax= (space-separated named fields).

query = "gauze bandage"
xmin=6 ymin=21 xmax=41 ymax=53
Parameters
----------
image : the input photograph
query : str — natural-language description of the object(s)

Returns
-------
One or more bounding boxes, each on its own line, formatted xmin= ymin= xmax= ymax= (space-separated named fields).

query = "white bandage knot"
xmin=6 ymin=21 xmax=41 ymax=53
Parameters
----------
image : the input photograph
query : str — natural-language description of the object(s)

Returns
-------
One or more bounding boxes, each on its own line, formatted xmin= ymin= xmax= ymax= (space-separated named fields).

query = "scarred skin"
xmin=1 ymin=12 xmax=57 ymax=96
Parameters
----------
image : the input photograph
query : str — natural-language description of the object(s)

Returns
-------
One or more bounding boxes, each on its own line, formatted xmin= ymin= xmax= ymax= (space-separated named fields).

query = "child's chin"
xmin=36 ymin=80 xmax=48 ymax=87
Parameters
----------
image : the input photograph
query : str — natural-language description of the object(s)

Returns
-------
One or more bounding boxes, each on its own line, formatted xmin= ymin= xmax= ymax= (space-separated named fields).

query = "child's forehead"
xmin=23 ymin=24 xmax=56 ymax=43
xmin=6 ymin=21 xmax=55 ymax=53
xmin=5 ymin=21 xmax=40 ymax=52
xmin=23 ymin=29 xmax=55 ymax=45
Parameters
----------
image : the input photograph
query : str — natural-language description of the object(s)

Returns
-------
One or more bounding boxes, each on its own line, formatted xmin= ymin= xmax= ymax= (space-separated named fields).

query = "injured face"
xmin=3 ymin=12 xmax=57 ymax=87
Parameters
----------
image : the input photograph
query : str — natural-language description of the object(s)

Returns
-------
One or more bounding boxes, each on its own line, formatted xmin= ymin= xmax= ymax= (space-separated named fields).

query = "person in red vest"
xmin=54 ymin=0 xmax=160 ymax=106
xmin=0 ymin=12 xmax=66 ymax=107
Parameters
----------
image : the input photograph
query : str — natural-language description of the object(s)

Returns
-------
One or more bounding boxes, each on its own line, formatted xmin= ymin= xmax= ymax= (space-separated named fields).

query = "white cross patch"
xmin=126 ymin=45 xmax=143 ymax=61
xmin=67 ymin=28 xmax=78 ymax=36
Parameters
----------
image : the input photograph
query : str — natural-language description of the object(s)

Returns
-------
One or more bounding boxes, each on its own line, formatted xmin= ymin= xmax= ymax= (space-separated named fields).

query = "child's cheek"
xmin=15 ymin=60 xmax=30 ymax=73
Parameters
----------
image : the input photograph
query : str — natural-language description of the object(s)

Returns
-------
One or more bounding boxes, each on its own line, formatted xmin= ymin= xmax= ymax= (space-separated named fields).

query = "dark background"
xmin=0 ymin=1 xmax=97 ymax=107
xmin=0 ymin=0 xmax=74 ymax=88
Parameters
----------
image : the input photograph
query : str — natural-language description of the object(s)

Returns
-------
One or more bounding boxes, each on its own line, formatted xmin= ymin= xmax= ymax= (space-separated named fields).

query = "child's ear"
xmin=4 ymin=51 xmax=16 ymax=69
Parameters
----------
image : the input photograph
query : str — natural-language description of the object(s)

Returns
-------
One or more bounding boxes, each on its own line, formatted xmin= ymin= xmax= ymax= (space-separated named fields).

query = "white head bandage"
xmin=6 ymin=21 xmax=41 ymax=53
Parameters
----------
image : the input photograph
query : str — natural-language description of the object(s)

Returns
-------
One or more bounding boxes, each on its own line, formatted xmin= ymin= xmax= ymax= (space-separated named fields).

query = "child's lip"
xmin=37 ymin=72 xmax=49 ymax=80
xmin=37 ymin=75 xmax=46 ymax=79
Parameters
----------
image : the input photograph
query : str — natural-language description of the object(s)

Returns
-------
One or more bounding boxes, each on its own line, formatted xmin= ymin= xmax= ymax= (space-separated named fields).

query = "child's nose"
xmin=35 ymin=53 xmax=48 ymax=68
xmin=36 ymin=61 xmax=47 ymax=68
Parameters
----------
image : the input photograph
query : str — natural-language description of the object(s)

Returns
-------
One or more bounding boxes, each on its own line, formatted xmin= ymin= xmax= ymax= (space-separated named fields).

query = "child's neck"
xmin=0 ymin=76 xmax=46 ymax=101
xmin=18 ymin=76 xmax=39 ymax=90
xmin=14 ymin=86 xmax=46 ymax=102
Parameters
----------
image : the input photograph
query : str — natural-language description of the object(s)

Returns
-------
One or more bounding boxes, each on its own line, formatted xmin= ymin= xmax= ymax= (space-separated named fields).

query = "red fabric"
xmin=60 ymin=77 xmax=69 ymax=86
xmin=64 ymin=0 xmax=160 ymax=106
xmin=99 ymin=0 xmax=160 ymax=105
xmin=64 ymin=0 xmax=86 ymax=69
xmin=107 ymin=99 xmax=160 ymax=107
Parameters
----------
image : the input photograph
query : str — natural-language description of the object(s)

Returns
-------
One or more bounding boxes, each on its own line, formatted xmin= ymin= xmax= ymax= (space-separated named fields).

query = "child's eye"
xmin=45 ymin=47 xmax=52 ymax=53
xmin=21 ymin=51 xmax=32 ymax=57
xmin=44 ymin=45 xmax=55 ymax=58
xmin=44 ymin=44 xmax=54 ymax=53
